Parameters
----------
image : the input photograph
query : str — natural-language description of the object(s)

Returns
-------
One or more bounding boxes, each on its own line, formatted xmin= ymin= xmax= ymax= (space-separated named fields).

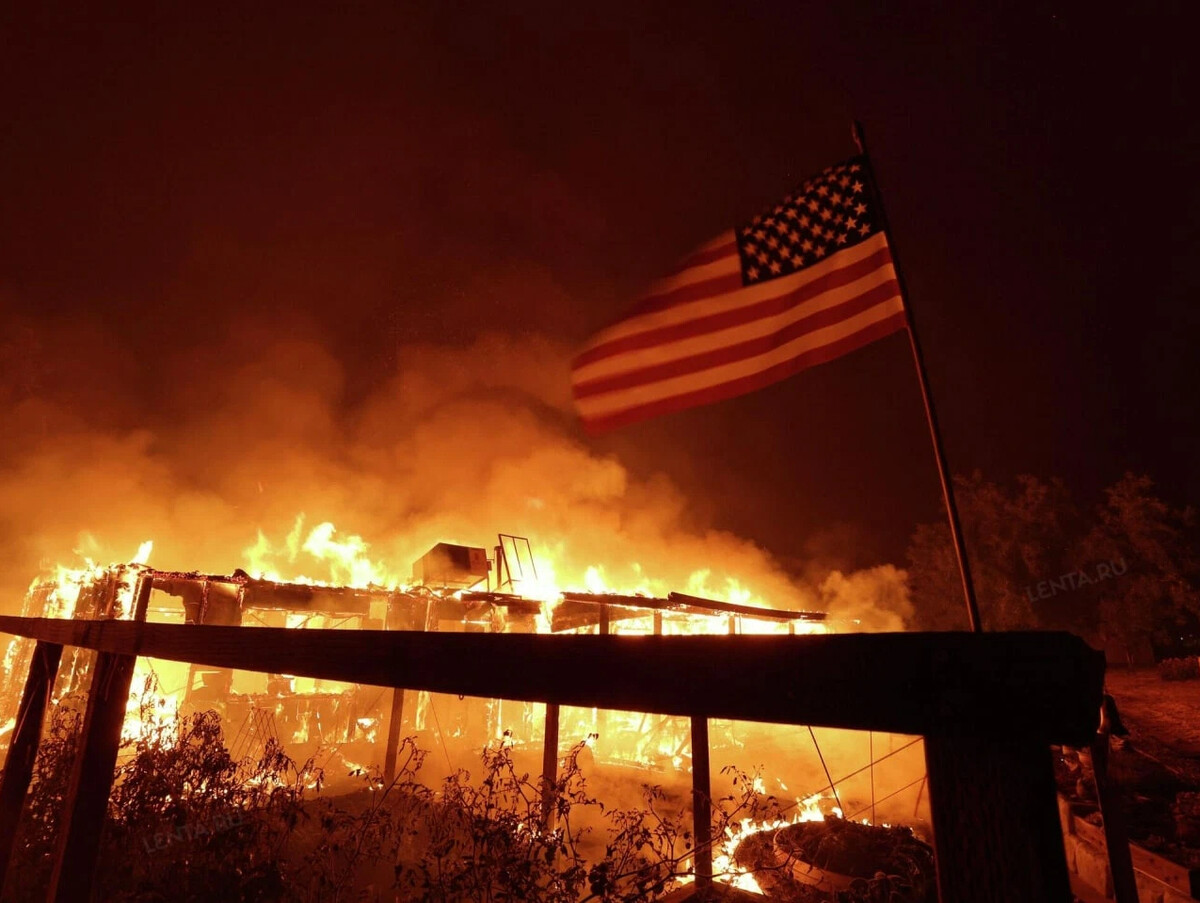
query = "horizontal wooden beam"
xmin=0 ymin=616 xmax=1104 ymax=743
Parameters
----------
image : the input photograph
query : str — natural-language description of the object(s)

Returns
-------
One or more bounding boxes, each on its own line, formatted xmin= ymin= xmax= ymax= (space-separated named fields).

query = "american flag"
xmin=571 ymin=156 xmax=906 ymax=432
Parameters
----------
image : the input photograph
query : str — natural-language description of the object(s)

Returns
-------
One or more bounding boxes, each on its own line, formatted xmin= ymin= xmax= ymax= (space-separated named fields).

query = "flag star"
xmin=816 ymin=185 xmax=829 ymax=197
xmin=814 ymin=245 xmax=827 ymax=257
xmin=832 ymin=212 xmax=844 ymax=225
xmin=754 ymin=228 xmax=766 ymax=240
xmin=744 ymin=243 xmax=757 ymax=256
xmin=764 ymin=217 xmax=776 ymax=227
xmin=769 ymin=260 xmax=783 ymax=274
xmin=858 ymin=223 xmax=871 ymax=235
xmin=850 ymin=163 xmax=861 ymax=172
xmin=846 ymin=217 xmax=858 ymax=230
xmin=831 ymin=192 xmax=843 ymax=205
xmin=819 ymin=208 xmax=832 ymax=221
xmin=756 ymin=250 xmax=769 ymax=263
xmin=854 ymin=202 xmax=867 ymax=215
xmin=747 ymin=265 xmax=760 ymax=279
xmin=839 ymin=175 xmax=850 ymax=188
xmin=801 ymin=238 xmax=814 ymax=251
xmin=852 ymin=181 xmax=864 ymax=193
xmin=766 ymin=235 xmax=780 ymax=249
xmin=784 ymin=208 xmax=798 ymax=220
xmin=774 ymin=221 xmax=788 ymax=234
xmin=787 ymin=229 xmax=800 ymax=243
xmin=836 ymin=232 xmax=848 ymax=244
xmin=799 ymin=214 xmax=811 ymax=227
xmin=806 ymin=199 xmax=820 ymax=212
xmin=790 ymin=252 xmax=804 ymax=266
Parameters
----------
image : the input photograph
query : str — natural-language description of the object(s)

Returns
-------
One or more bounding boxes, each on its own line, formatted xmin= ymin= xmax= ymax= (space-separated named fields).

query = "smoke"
xmin=0 ymin=312 xmax=910 ymax=629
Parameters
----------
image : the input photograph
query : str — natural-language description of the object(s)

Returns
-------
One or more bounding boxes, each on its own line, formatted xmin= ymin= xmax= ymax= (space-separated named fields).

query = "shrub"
xmin=7 ymin=685 xmax=759 ymax=902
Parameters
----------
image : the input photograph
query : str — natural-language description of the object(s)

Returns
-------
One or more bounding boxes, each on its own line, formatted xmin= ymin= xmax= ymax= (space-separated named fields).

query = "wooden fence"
xmin=0 ymin=611 xmax=1105 ymax=902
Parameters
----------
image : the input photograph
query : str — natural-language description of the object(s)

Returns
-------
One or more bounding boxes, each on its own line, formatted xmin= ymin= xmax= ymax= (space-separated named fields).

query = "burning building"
xmin=1 ymin=532 xmax=938 ymax=898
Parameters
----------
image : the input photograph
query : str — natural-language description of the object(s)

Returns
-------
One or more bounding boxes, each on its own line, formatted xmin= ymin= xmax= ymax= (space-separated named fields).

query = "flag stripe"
xmin=586 ymin=233 xmax=888 ymax=353
xmin=575 ymin=295 xmax=904 ymax=421
xmin=574 ymin=276 xmax=901 ymax=399
xmin=578 ymin=310 xmax=907 ymax=433
xmin=573 ymin=244 xmax=894 ymax=376
xmin=665 ymin=236 xmax=739 ymax=277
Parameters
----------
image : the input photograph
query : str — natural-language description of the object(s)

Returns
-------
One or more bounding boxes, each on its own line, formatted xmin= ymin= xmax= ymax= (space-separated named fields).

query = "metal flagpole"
xmin=852 ymin=120 xmax=983 ymax=633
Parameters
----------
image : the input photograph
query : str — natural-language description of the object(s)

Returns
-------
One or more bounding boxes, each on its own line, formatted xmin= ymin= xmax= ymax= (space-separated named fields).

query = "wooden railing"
xmin=0 ymin=612 xmax=1104 ymax=902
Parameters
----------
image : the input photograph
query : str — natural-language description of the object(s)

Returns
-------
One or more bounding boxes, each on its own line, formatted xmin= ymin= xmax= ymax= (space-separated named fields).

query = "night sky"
xmin=2 ymin=2 xmax=1196 ymax=584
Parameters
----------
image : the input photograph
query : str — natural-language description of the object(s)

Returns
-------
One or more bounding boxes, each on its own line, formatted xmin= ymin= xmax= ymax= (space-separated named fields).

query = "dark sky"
xmin=2 ymin=2 xmax=1197 ymax=576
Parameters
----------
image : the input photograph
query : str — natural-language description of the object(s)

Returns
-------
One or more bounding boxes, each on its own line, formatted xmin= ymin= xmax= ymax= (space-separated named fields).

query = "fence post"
xmin=541 ymin=703 xmax=561 ymax=827
xmin=48 ymin=577 xmax=151 ymax=902
xmin=691 ymin=715 xmax=713 ymax=888
xmin=382 ymin=688 xmax=406 ymax=785
xmin=924 ymin=736 xmax=1072 ymax=902
xmin=0 ymin=641 xmax=63 ymax=891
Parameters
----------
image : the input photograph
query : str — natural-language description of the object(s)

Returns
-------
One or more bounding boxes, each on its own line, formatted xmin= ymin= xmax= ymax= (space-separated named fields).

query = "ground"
xmin=1105 ymin=668 xmax=1200 ymax=787
xmin=1063 ymin=666 xmax=1200 ymax=872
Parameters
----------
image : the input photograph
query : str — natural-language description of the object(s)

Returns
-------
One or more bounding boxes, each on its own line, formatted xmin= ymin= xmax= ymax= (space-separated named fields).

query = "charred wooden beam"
xmin=666 ymin=591 xmax=826 ymax=622
xmin=0 ymin=617 xmax=1103 ymax=743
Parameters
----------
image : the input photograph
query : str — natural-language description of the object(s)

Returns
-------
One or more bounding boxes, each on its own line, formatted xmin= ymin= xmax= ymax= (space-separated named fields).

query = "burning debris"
xmin=732 ymin=818 xmax=936 ymax=901
xmin=1 ymin=532 xmax=933 ymax=899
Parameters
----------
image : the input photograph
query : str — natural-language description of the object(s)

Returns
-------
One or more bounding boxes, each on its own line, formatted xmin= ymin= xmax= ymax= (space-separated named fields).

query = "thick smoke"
xmin=0 ymin=314 xmax=910 ymax=628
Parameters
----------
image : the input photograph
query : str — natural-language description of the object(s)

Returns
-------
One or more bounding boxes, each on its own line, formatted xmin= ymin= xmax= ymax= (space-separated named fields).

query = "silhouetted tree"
xmin=907 ymin=471 xmax=1200 ymax=651
xmin=906 ymin=473 xmax=1080 ymax=631
xmin=1073 ymin=473 xmax=1200 ymax=653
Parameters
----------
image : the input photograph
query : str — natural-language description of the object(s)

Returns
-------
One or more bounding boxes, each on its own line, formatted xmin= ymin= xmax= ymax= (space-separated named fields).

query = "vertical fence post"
xmin=1091 ymin=732 xmax=1139 ymax=903
xmin=691 ymin=715 xmax=713 ymax=888
xmin=48 ymin=577 xmax=151 ymax=902
xmin=383 ymin=688 xmax=406 ymax=785
xmin=923 ymin=736 xmax=1071 ymax=902
xmin=541 ymin=703 xmax=561 ymax=828
xmin=0 ymin=641 xmax=63 ymax=892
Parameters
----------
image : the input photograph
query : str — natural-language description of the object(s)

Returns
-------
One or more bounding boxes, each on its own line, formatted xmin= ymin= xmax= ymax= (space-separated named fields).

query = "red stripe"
xmin=622 ymin=269 xmax=744 ymax=321
xmin=575 ymin=278 xmax=899 ymax=398
xmin=573 ymin=246 xmax=894 ymax=371
xmin=665 ymin=239 xmax=739 ymax=276
xmin=578 ymin=312 xmax=908 ymax=433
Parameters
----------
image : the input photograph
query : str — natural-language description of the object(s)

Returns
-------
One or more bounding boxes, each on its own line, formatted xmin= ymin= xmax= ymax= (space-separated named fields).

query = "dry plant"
xmin=5 ymin=687 xmax=784 ymax=903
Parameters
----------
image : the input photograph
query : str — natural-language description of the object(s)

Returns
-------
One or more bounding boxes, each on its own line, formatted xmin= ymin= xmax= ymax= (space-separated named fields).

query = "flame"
xmin=712 ymin=789 xmax=844 ymax=893
xmin=244 ymin=516 xmax=395 ymax=588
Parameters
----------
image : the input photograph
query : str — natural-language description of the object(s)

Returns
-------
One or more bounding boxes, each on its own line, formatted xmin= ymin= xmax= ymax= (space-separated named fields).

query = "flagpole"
xmin=852 ymin=121 xmax=983 ymax=634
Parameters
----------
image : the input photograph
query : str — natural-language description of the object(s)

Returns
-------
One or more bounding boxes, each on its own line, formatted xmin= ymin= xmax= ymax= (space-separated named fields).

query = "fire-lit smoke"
xmin=0 ymin=316 xmax=910 ymax=626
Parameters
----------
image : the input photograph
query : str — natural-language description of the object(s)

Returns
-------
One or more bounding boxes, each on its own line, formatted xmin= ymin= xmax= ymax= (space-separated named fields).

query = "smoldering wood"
xmin=0 ymin=617 xmax=1103 ymax=743
xmin=0 ymin=641 xmax=62 ymax=892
